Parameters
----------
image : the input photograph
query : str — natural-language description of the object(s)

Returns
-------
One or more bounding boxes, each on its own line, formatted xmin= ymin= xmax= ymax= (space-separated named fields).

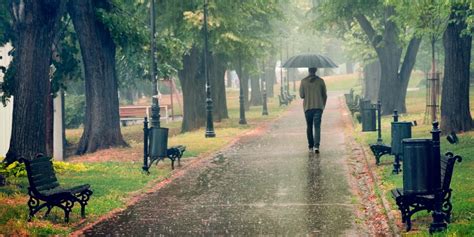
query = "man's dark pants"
xmin=304 ymin=109 xmax=323 ymax=149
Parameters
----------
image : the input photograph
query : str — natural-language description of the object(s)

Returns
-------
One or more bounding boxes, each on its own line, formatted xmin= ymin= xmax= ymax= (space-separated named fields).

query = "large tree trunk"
xmin=356 ymin=7 xmax=421 ymax=115
xmin=440 ymin=3 xmax=473 ymax=133
xmin=7 ymin=0 xmax=65 ymax=161
xmin=210 ymin=53 xmax=228 ymax=122
xmin=363 ymin=60 xmax=381 ymax=103
xmin=68 ymin=0 xmax=127 ymax=155
xmin=178 ymin=46 xmax=206 ymax=132
xmin=249 ymin=75 xmax=262 ymax=106
xmin=265 ymin=57 xmax=276 ymax=98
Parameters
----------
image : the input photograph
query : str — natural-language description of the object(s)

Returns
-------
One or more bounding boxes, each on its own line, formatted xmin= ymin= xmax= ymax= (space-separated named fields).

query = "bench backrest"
xmin=22 ymin=155 xmax=59 ymax=195
xmin=119 ymin=106 xmax=150 ymax=118
xmin=440 ymin=154 xmax=462 ymax=192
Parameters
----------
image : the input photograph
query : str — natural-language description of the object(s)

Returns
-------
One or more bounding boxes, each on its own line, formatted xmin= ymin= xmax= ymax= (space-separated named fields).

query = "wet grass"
xmin=355 ymin=87 xmax=474 ymax=235
xmin=0 ymin=88 xmax=288 ymax=236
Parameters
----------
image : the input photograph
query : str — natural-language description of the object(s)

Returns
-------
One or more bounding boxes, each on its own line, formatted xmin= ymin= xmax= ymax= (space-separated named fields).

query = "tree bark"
xmin=45 ymin=93 xmax=54 ymax=157
xmin=242 ymin=69 xmax=250 ymax=110
xmin=355 ymin=7 xmax=421 ymax=115
xmin=363 ymin=60 xmax=381 ymax=103
xmin=178 ymin=46 xmax=206 ymax=132
xmin=210 ymin=53 xmax=228 ymax=121
xmin=249 ymin=75 xmax=262 ymax=106
xmin=226 ymin=70 xmax=232 ymax=88
xmin=441 ymin=3 xmax=473 ymax=133
xmin=7 ymin=0 xmax=65 ymax=161
xmin=265 ymin=57 xmax=276 ymax=98
xmin=68 ymin=0 xmax=127 ymax=155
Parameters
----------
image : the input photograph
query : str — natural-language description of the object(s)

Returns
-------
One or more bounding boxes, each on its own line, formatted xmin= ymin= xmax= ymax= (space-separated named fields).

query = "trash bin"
xmin=149 ymin=127 xmax=168 ymax=158
xmin=391 ymin=122 xmax=412 ymax=155
xmin=344 ymin=93 xmax=353 ymax=105
xmin=402 ymin=138 xmax=436 ymax=195
xmin=361 ymin=101 xmax=376 ymax=132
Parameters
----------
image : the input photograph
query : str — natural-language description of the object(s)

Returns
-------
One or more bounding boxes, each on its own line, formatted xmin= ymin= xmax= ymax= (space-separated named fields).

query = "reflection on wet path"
xmin=83 ymin=93 xmax=362 ymax=236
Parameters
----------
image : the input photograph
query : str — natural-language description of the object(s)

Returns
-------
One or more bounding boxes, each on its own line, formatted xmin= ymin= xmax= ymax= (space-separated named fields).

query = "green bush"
xmin=0 ymin=160 xmax=88 ymax=178
xmin=65 ymin=94 xmax=85 ymax=129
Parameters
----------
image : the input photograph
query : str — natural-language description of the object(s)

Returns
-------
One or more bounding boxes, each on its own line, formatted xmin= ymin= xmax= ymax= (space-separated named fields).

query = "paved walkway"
xmin=83 ymin=92 xmax=364 ymax=236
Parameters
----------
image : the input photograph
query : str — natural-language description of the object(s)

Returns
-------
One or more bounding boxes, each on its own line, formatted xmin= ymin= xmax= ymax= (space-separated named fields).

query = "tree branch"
xmin=399 ymin=36 xmax=422 ymax=82
xmin=354 ymin=14 xmax=378 ymax=49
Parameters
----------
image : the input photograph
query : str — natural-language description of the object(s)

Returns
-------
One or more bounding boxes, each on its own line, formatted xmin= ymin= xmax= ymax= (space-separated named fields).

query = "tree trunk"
xmin=7 ymin=0 xmax=65 ymax=161
xmin=356 ymin=7 xmax=421 ymax=115
xmin=346 ymin=61 xmax=354 ymax=74
xmin=210 ymin=53 xmax=228 ymax=121
xmin=178 ymin=46 xmax=206 ymax=132
xmin=242 ymin=69 xmax=250 ymax=110
xmin=265 ymin=57 xmax=276 ymax=98
xmin=68 ymin=0 xmax=127 ymax=155
xmin=440 ymin=3 xmax=473 ymax=133
xmin=249 ymin=75 xmax=262 ymax=106
xmin=363 ymin=60 xmax=381 ymax=103
xmin=45 ymin=93 xmax=54 ymax=157
xmin=226 ymin=70 xmax=232 ymax=88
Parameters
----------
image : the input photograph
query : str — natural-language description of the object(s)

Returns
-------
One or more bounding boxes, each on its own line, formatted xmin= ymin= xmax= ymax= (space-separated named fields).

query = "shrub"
xmin=0 ymin=160 xmax=87 ymax=179
xmin=64 ymin=94 xmax=85 ymax=129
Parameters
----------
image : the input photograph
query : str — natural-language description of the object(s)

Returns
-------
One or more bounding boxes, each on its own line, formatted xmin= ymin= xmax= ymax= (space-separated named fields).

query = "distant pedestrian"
xmin=299 ymin=67 xmax=327 ymax=153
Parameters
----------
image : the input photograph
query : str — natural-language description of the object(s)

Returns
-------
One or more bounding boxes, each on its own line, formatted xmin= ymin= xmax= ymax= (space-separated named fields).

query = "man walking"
xmin=299 ymin=67 xmax=327 ymax=153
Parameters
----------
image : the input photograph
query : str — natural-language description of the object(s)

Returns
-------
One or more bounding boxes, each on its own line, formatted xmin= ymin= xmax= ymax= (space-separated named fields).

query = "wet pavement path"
xmin=83 ymin=92 xmax=363 ymax=236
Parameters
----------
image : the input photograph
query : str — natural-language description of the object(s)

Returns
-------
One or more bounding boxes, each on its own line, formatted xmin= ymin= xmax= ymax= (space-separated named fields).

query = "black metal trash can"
xmin=361 ymin=101 xmax=376 ymax=132
xmin=402 ymin=138 xmax=436 ymax=195
xmin=149 ymin=127 xmax=169 ymax=158
xmin=391 ymin=122 xmax=412 ymax=155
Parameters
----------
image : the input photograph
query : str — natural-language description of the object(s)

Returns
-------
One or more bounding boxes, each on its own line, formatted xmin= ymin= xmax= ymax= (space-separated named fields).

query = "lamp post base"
xmin=205 ymin=131 xmax=216 ymax=138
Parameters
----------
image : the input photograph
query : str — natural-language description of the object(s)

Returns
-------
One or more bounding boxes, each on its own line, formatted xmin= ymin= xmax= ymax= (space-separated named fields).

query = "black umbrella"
xmin=282 ymin=53 xmax=337 ymax=68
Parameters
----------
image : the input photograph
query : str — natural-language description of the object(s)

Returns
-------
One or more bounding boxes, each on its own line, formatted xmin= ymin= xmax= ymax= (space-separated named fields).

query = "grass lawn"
xmin=0 ymin=88 xmax=288 ymax=236
xmin=354 ymin=86 xmax=474 ymax=236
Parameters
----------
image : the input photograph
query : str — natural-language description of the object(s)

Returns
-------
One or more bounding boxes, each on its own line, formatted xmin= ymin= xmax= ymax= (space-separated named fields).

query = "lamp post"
xmin=238 ymin=53 xmax=247 ymax=124
xmin=203 ymin=0 xmax=215 ymax=137
xmin=429 ymin=121 xmax=447 ymax=233
xmin=261 ymin=59 xmax=268 ymax=116
xmin=150 ymin=0 xmax=160 ymax=128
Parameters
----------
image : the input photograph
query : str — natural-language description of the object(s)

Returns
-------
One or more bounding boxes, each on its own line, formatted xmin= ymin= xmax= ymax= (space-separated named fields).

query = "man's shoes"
xmin=309 ymin=148 xmax=314 ymax=153
xmin=314 ymin=147 xmax=320 ymax=154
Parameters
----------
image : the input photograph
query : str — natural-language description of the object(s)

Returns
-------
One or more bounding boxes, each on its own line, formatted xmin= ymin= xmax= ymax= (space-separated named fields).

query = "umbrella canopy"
xmin=282 ymin=53 xmax=337 ymax=68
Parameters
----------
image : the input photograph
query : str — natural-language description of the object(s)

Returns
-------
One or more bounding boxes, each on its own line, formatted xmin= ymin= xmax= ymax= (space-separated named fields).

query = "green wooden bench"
xmin=20 ymin=154 xmax=93 ymax=222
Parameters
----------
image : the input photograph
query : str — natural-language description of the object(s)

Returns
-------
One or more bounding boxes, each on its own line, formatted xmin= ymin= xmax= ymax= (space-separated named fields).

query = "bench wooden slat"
xmin=21 ymin=154 xmax=93 ymax=223
xmin=32 ymin=175 xmax=59 ymax=189
xmin=36 ymin=182 xmax=61 ymax=192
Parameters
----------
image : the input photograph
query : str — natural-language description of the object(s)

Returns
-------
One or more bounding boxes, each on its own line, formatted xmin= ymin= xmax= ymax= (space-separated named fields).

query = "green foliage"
xmin=51 ymin=17 xmax=82 ymax=95
xmin=0 ymin=160 xmax=86 ymax=179
xmin=64 ymin=94 xmax=85 ymax=129
xmin=0 ymin=162 xmax=26 ymax=178
xmin=0 ymin=0 xmax=11 ymax=45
